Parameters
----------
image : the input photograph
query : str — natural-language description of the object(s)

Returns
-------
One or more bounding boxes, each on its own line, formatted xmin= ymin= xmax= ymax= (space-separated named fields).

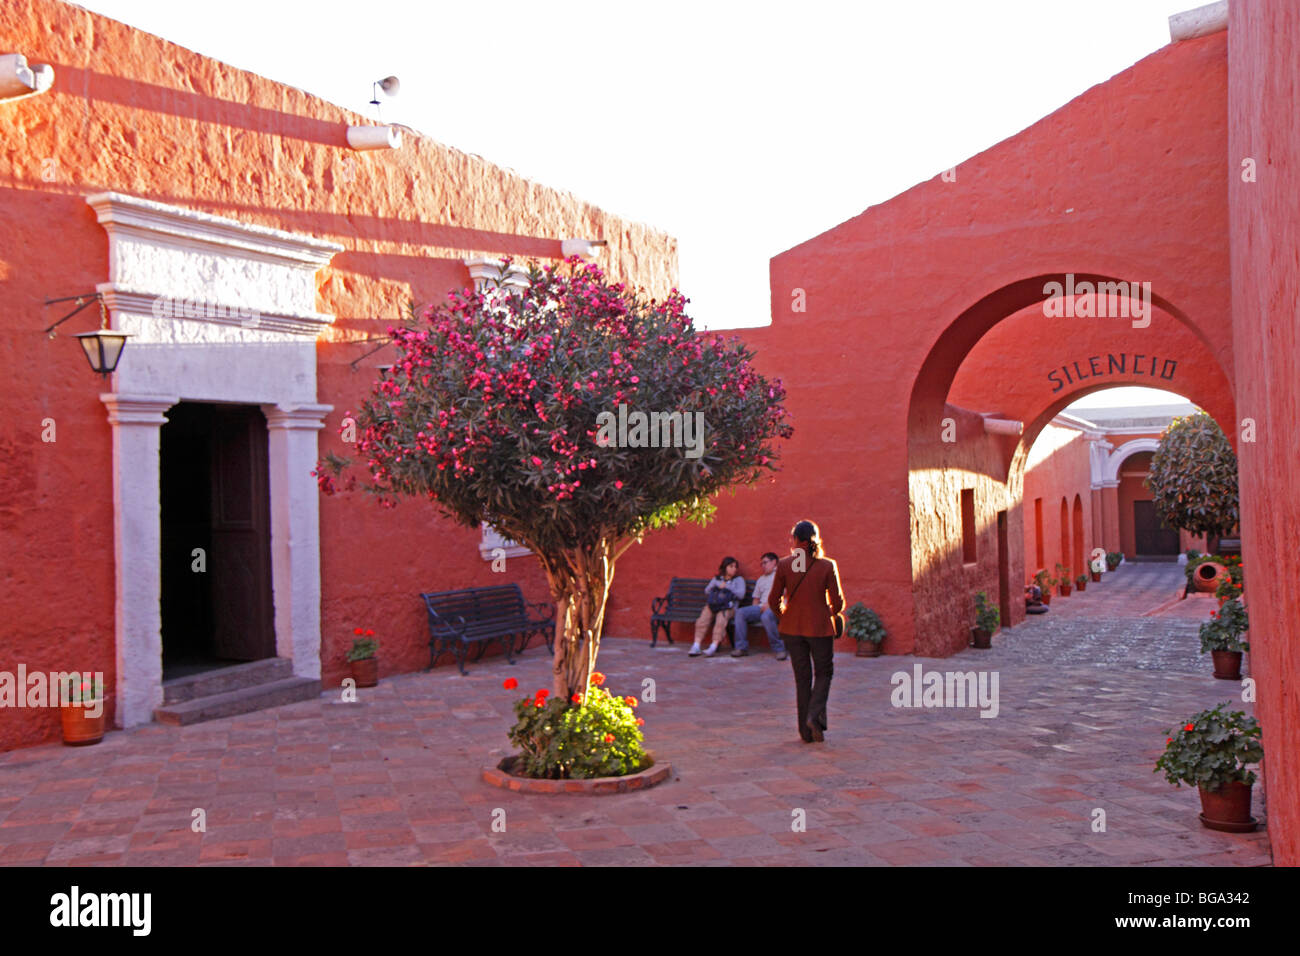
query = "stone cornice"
xmin=97 ymin=284 xmax=335 ymax=338
xmin=86 ymin=192 xmax=343 ymax=269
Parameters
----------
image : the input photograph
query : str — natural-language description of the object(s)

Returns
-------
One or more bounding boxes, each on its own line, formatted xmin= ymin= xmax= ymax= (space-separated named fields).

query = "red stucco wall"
xmin=1228 ymin=0 xmax=1300 ymax=867
xmin=0 ymin=0 xmax=676 ymax=750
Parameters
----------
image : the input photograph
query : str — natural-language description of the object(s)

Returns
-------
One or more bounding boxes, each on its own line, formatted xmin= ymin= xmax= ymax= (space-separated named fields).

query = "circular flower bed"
xmin=482 ymin=754 xmax=672 ymax=794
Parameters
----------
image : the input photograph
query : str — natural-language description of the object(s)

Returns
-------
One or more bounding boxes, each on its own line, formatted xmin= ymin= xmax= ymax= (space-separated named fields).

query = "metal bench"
xmin=420 ymin=584 xmax=555 ymax=675
xmin=649 ymin=577 xmax=755 ymax=648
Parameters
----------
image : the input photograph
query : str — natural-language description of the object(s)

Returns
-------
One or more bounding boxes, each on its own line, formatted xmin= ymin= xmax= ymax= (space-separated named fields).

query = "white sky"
xmin=73 ymin=0 xmax=1198 ymax=410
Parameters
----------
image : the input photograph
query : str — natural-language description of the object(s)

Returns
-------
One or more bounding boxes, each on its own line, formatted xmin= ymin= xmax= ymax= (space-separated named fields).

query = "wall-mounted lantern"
xmin=43 ymin=293 xmax=131 ymax=377
xmin=74 ymin=329 xmax=131 ymax=378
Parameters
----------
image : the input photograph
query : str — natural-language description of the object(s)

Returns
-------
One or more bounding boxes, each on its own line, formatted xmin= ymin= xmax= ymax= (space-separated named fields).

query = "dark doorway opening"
xmin=1133 ymin=499 xmax=1180 ymax=557
xmin=160 ymin=402 xmax=276 ymax=679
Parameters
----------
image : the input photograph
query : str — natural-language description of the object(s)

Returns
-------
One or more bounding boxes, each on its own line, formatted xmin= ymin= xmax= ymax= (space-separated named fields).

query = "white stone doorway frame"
xmin=88 ymin=193 xmax=342 ymax=728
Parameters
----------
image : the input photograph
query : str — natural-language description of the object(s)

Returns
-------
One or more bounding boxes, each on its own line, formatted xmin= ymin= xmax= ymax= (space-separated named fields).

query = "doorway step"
xmin=155 ymin=658 xmax=319 ymax=726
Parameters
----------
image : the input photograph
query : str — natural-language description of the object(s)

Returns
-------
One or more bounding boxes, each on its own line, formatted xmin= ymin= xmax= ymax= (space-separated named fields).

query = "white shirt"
xmin=752 ymin=571 xmax=776 ymax=607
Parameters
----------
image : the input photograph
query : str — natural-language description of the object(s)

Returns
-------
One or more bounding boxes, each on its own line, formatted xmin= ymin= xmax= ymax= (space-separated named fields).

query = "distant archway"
xmin=1104 ymin=438 xmax=1162 ymax=482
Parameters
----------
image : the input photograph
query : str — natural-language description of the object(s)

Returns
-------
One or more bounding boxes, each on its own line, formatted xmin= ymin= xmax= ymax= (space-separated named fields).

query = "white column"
xmin=101 ymin=392 xmax=177 ymax=728
xmin=263 ymin=404 xmax=332 ymax=679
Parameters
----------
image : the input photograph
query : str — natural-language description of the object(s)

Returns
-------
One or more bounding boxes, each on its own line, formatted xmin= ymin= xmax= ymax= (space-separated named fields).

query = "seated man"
xmin=731 ymin=552 xmax=786 ymax=659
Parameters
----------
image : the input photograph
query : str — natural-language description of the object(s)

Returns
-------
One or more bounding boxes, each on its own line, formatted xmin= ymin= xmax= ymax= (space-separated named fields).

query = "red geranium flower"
xmin=535 ymin=689 xmax=549 ymax=699
xmin=353 ymin=627 xmax=364 ymax=635
xmin=636 ymin=718 xmax=645 ymax=726
xmin=1184 ymin=723 xmax=1195 ymax=731
xmin=590 ymin=672 xmax=605 ymax=686
xmin=1166 ymin=737 xmax=1172 ymax=745
xmin=625 ymin=696 xmax=637 ymax=708
xmin=571 ymin=693 xmax=583 ymax=704
xmin=365 ymin=629 xmax=375 ymax=636
xmin=604 ymin=733 xmax=615 ymax=743
xmin=503 ymin=678 xmax=518 ymax=690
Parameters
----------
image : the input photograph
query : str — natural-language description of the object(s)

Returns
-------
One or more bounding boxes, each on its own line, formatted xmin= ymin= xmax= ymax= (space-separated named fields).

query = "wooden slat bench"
xmin=420 ymin=584 xmax=555 ymax=675
xmin=649 ymin=577 xmax=755 ymax=648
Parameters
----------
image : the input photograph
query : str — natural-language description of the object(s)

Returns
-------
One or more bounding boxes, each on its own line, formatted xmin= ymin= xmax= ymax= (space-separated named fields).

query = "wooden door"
xmin=1133 ymin=499 xmax=1179 ymax=556
xmin=209 ymin=405 xmax=276 ymax=660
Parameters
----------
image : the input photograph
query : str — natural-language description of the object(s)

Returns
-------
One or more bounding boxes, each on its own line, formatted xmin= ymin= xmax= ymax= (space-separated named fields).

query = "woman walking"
xmin=766 ymin=520 xmax=844 ymax=742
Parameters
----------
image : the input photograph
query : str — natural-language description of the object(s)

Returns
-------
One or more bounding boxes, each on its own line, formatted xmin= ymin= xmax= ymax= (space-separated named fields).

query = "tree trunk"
xmin=541 ymin=539 xmax=615 ymax=702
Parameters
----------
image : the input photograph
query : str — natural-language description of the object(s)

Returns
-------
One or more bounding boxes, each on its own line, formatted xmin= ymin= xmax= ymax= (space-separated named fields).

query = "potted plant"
xmin=1198 ymin=598 xmax=1249 ymax=680
xmin=1032 ymin=569 xmax=1053 ymax=606
xmin=59 ymin=674 xmax=105 ymax=746
xmin=1055 ymin=563 xmax=1072 ymax=597
xmin=1155 ymin=703 xmax=1262 ymax=832
xmin=970 ymin=591 xmax=999 ymax=649
xmin=1074 ymin=572 xmax=1088 ymax=593
xmin=1105 ymin=551 xmax=1123 ymax=572
xmin=846 ymin=602 xmax=887 ymax=657
xmin=348 ymin=628 xmax=379 ymax=687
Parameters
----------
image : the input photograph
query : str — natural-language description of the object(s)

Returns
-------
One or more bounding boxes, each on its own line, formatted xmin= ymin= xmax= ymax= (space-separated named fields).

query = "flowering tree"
xmin=319 ymin=258 xmax=791 ymax=701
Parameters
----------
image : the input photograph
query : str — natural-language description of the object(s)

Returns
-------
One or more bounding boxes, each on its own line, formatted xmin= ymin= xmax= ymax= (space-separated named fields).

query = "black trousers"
xmin=783 ymin=633 xmax=834 ymax=737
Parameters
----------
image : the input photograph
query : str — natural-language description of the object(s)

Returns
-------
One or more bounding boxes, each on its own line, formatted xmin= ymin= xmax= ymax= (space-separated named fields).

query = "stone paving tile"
xmin=0 ymin=563 xmax=1271 ymax=866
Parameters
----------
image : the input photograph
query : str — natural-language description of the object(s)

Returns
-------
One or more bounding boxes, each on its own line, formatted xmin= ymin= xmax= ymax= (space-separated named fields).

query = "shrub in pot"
xmin=1198 ymin=598 xmax=1249 ymax=680
xmin=970 ymin=591 xmax=999 ymax=649
xmin=348 ymin=628 xmax=379 ymax=687
xmin=1155 ymin=703 xmax=1263 ymax=831
xmin=1104 ymin=551 xmax=1123 ymax=572
xmin=846 ymin=602 xmax=887 ymax=657
xmin=1055 ymin=563 xmax=1072 ymax=597
xmin=59 ymin=675 xmax=105 ymax=746
xmin=1075 ymin=573 xmax=1088 ymax=593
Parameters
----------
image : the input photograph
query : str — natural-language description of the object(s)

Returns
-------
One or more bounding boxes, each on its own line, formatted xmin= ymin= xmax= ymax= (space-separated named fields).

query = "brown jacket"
xmin=766 ymin=552 xmax=844 ymax=638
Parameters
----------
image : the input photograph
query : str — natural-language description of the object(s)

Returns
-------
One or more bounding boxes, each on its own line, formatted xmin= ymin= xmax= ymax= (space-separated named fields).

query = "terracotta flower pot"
xmin=855 ymin=642 xmax=882 ymax=657
xmin=1193 ymin=561 xmax=1228 ymax=593
xmin=1198 ymin=780 xmax=1256 ymax=832
xmin=1076 ymin=580 xmax=1087 ymax=592
xmin=1090 ymin=571 xmax=1101 ymax=583
xmin=60 ymin=702 xmax=105 ymax=746
xmin=1059 ymin=584 xmax=1071 ymax=597
xmin=1211 ymin=650 xmax=1243 ymax=680
xmin=970 ymin=627 xmax=992 ymax=649
xmin=351 ymin=656 xmax=379 ymax=688
xmin=1040 ymin=592 xmax=1052 ymax=606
